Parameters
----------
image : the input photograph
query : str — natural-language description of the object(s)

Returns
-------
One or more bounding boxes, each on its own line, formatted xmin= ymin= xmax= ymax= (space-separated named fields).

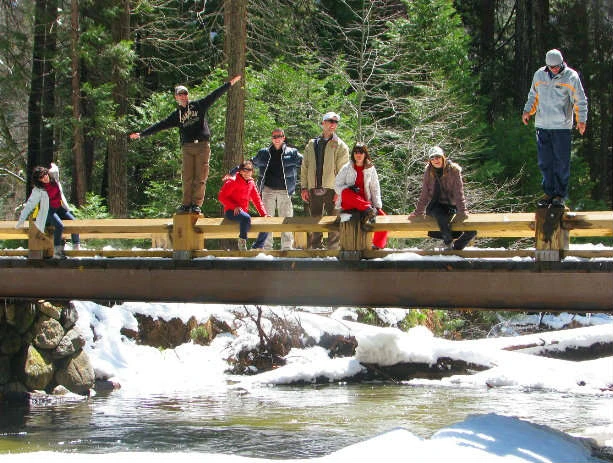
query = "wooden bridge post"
xmin=535 ymin=207 xmax=569 ymax=262
xmin=172 ymin=213 xmax=204 ymax=260
xmin=27 ymin=218 xmax=53 ymax=259
xmin=339 ymin=211 xmax=369 ymax=260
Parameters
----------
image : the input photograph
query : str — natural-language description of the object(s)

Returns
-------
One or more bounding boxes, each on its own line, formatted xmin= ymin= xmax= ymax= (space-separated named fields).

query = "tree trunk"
xmin=514 ymin=0 xmax=548 ymax=107
xmin=40 ymin=0 xmax=57 ymax=167
xmin=590 ymin=0 xmax=612 ymax=207
xmin=480 ymin=0 xmax=495 ymax=122
xmin=223 ymin=0 xmax=246 ymax=172
xmin=27 ymin=0 xmax=57 ymax=196
xmin=106 ymin=0 xmax=131 ymax=217
xmin=71 ymin=0 xmax=86 ymax=206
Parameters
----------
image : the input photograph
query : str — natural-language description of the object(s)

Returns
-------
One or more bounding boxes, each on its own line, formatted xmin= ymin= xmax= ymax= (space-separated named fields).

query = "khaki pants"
xmin=262 ymin=186 xmax=294 ymax=250
xmin=181 ymin=141 xmax=211 ymax=207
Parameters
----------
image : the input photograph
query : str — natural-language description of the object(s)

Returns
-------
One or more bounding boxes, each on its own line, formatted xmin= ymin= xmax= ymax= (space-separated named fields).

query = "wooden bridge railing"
xmin=0 ymin=210 xmax=611 ymax=261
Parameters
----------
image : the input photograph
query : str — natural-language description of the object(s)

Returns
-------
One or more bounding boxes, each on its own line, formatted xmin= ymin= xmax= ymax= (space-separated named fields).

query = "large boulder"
xmin=21 ymin=345 xmax=54 ymax=391
xmin=33 ymin=315 xmax=64 ymax=350
xmin=60 ymin=304 xmax=79 ymax=330
xmin=135 ymin=314 xmax=198 ymax=348
xmin=51 ymin=328 xmax=86 ymax=360
xmin=37 ymin=300 xmax=62 ymax=321
xmin=4 ymin=302 xmax=36 ymax=334
xmin=54 ymin=350 xmax=95 ymax=395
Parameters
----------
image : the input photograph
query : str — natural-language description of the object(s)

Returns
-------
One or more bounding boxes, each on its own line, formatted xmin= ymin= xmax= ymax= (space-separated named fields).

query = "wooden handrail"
xmin=0 ymin=211 xmax=611 ymax=261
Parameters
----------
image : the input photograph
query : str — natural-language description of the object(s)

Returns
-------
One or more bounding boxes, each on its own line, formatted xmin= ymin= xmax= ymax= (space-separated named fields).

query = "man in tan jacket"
xmin=300 ymin=111 xmax=349 ymax=249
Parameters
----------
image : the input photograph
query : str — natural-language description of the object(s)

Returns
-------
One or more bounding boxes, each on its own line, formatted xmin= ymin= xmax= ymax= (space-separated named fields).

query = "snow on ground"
xmin=74 ymin=301 xmax=613 ymax=395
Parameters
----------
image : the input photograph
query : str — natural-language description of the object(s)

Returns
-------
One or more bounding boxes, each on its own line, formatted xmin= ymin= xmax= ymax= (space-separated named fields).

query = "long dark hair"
xmin=351 ymin=142 xmax=373 ymax=167
xmin=32 ymin=166 xmax=49 ymax=189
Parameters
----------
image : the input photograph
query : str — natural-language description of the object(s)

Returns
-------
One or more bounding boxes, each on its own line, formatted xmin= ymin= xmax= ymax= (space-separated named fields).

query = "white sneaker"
xmin=237 ymin=238 xmax=247 ymax=251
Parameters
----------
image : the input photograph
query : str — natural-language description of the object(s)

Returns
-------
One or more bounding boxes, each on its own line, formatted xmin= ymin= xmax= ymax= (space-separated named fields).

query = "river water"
xmin=1 ymin=382 xmax=610 ymax=458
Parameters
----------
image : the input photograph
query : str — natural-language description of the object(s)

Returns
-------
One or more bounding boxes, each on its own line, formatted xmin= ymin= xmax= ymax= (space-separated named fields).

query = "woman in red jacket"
xmin=218 ymin=160 xmax=269 ymax=251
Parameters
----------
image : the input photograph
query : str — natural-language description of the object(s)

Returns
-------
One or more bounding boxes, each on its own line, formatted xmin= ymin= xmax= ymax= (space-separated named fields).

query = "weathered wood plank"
xmin=0 ymin=212 xmax=610 ymax=244
xmin=1 ymin=259 xmax=611 ymax=311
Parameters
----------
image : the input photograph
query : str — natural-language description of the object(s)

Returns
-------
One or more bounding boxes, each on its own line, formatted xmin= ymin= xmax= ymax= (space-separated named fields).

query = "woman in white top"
xmin=335 ymin=142 xmax=387 ymax=249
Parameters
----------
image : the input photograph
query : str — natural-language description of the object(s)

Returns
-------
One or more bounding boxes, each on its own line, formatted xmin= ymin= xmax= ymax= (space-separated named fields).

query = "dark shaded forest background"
xmin=1 ymin=0 xmax=611 ymax=230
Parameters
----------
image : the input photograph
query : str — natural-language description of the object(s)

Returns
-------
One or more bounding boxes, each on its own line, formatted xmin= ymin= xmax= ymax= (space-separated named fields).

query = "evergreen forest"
xmin=1 ymin=0 xmax=611 ymax=228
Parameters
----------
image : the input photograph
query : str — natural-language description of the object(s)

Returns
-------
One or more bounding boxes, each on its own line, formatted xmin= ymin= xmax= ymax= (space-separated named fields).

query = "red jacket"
xmin=218 ymin=174 xmax=268 ymax=216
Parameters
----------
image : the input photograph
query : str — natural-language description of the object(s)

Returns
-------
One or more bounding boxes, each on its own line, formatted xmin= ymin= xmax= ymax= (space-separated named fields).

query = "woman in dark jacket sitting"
xmin=408 ymin=146 xmax=476 ymax=250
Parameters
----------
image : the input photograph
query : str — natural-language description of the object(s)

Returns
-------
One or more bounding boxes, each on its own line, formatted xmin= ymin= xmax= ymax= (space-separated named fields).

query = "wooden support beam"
xmin=172 ymin=213 xmax=204 ymax=259
xmin=339 ymin=212 xmax=369 ymax=260
xmin=1 ymin=259 xmax=611 ymax=311
xmin=535 ymin=207 xmax=569 ymax=261
xmin=27 ymin=219 xmax=53 ymax=259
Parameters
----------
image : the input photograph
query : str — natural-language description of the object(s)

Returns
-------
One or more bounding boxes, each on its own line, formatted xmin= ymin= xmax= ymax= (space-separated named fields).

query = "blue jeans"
xmin=536 ymin=128 xmax=572 ymax=199
xmin=224 ymin=209 xmax=268 ymax=249
xmin=46 ymin=207 xmax=80 ymax=246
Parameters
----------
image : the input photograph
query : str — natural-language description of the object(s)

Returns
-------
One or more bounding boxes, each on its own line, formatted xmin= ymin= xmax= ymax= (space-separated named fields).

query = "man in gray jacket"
xmin=301 ymin=112 xmax=349 ymax=249
xmin=522 ymin=49 xmax=587 ymax=207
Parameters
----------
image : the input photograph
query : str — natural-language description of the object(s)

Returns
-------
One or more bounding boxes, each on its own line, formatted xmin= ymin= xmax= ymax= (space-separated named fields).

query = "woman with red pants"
xmin=335 ymin=142 xmax=388 ymax=250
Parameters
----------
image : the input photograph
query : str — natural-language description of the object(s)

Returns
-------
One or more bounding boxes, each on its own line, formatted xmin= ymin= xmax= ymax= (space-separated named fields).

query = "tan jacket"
xmin=301 ymin=133 xmax=349 ymax=191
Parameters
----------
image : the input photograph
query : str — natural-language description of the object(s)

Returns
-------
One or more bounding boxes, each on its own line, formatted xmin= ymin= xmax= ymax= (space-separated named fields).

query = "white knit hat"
xmin=545 ymin=49 xmax=564 ymax=66
xmin=322 ymin=111 xmax=340 ymax=122
xmin=428 ymin=146 xmax=445 ymax=158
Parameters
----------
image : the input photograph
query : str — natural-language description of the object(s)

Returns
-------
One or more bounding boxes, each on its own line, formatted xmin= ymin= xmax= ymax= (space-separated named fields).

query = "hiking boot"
xmin=53 ymin=245 xmax=67 ymax=259
xmin=453 ymin=231 xmax=477 ymax=250
xmin=176 ymin=204 xmax=191 ymax=213
xmin=360 ymin=207 xmax=376 ymax=226
xmin=237 ymin=238 xmax=247 ymax=251
xmin=191 ymin=205 xmax=202 ymax=214
xmin=550 ymin=196 xmax=565 ymax=207
xmin=536 ymin=195 xmax=551 ymax=207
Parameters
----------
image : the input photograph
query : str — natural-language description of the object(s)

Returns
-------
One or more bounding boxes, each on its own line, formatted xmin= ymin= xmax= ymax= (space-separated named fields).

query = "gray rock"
xmin=51 ymin=328 xmax=86 ymax=359
xmin=37 ymin=300 xmax=62 ymax=321
xmin=55 ymin=350 xmax=95 ymax=395
xmin=4 ymin=302 xmax=37 ymax=334
xmin=33 ymin=315 xmax=65 ymax=350
xmin=15 ymin=303 xmax=37 ymax=334
xmin=21 ymin=345 xmax=54 ymax=391
xmin=61 ymin=303 xmax=79 ymax=330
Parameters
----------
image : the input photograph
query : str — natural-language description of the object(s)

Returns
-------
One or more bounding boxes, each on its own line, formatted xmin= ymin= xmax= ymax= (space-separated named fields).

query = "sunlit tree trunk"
xmin=106 ymin=0 xmax=130 ymax=217
xmin=223 ymin=0 xmax=246 ymax=172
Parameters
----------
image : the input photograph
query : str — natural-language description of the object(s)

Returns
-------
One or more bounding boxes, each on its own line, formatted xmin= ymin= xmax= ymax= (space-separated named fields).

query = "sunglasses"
xmin=272 ymin=135 xmax=284 ymax=139
xmin=240 ymin=167 xmax=253 ymax=171
xmin=430 ymin=155 xmax=443 ymax=160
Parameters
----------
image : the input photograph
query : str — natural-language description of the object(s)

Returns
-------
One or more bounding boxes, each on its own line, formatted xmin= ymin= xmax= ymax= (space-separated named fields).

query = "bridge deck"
xmin=0 ymin=258 xmax=611 ymax=311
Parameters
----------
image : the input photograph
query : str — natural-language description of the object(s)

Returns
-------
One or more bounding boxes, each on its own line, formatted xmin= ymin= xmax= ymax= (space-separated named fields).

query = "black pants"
xmin=426 ymin=202 xmax=476 ymax=250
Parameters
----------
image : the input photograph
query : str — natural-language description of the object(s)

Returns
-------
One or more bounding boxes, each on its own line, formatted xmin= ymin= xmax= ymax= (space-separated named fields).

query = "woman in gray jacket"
xmin=408 ymin=146 xmax=476 ymax=250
